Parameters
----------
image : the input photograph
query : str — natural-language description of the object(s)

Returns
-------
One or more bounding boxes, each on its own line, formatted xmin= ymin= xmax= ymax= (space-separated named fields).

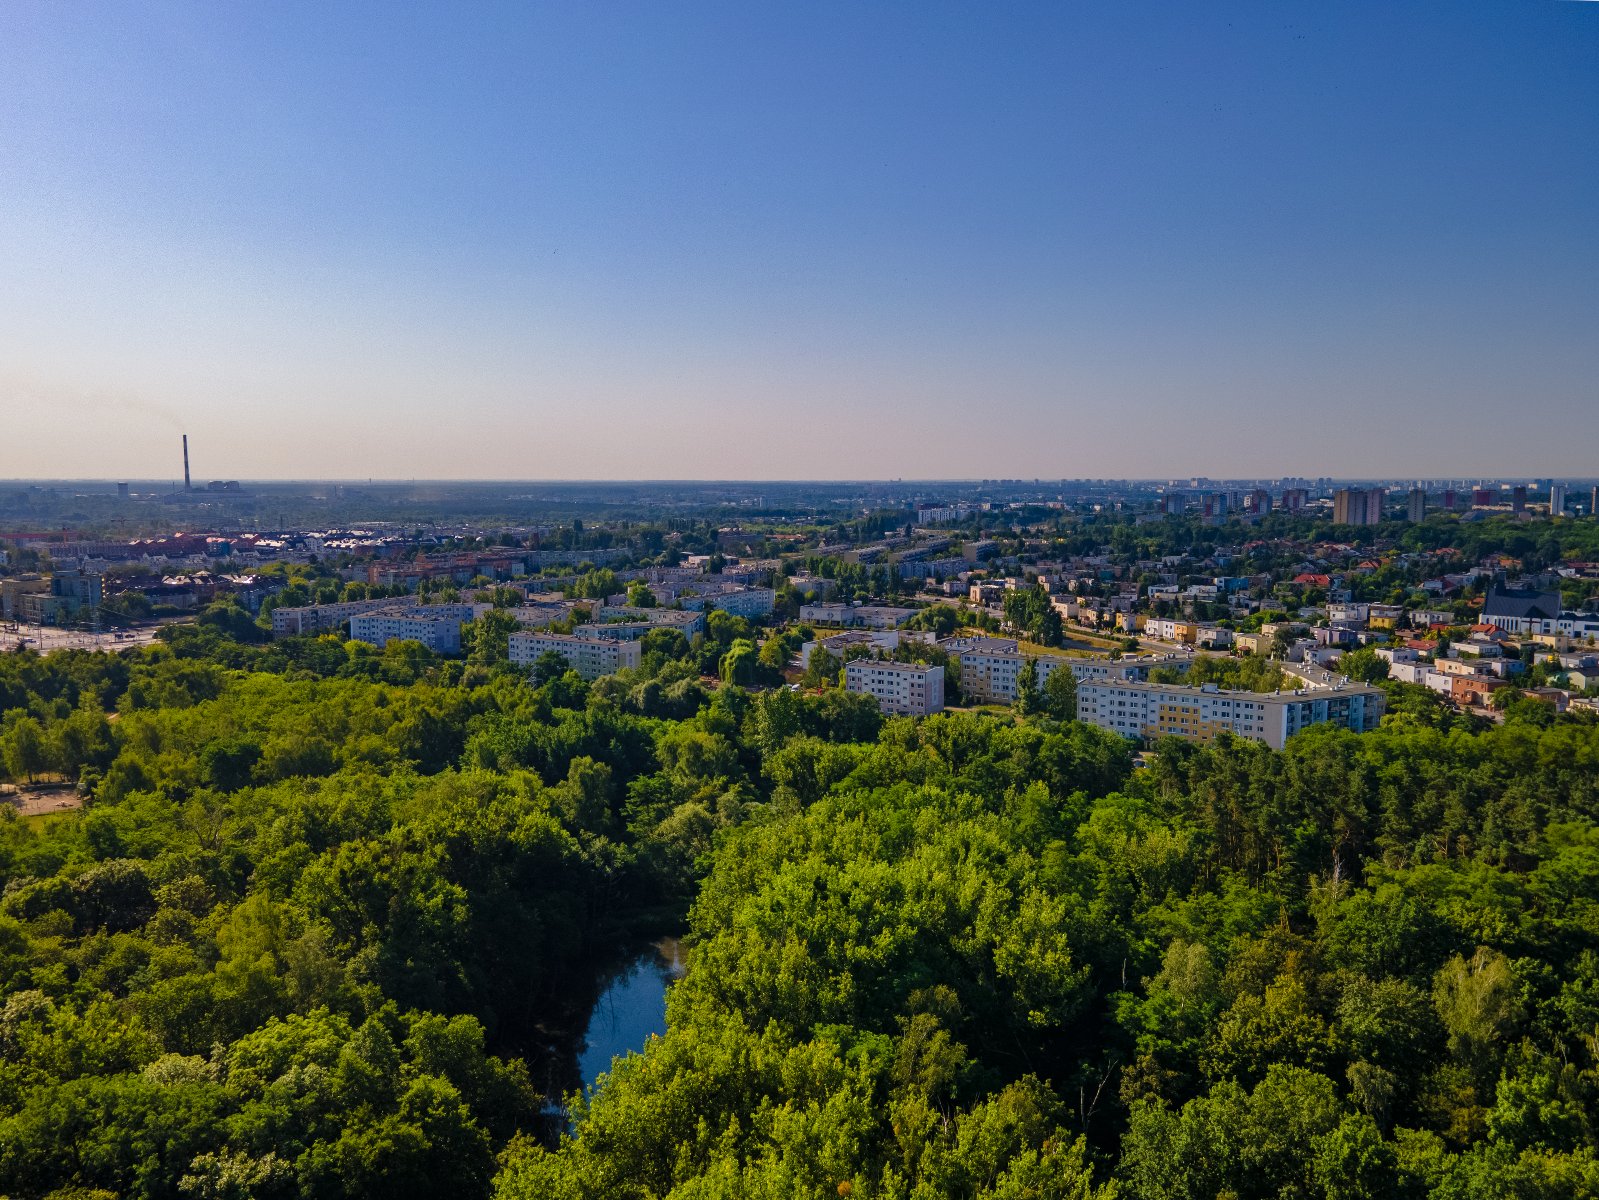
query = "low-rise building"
xmin=1144 ymin=617 xmax=1199 ymax=644
xmin=1388 ymin=660 xmax=1432 ymax=684
xmin=844 ymin=659 xmax=944 ymax=716
xmin=508 ymin=632 xmax=642 ymax=679
xmin=1231 ymin=632 xmax=1268 ymax=655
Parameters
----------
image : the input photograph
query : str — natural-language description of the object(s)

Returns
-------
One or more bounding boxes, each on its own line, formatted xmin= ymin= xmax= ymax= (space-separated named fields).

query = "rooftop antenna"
xmin=183 ymin=434 xmax=191 ymax=491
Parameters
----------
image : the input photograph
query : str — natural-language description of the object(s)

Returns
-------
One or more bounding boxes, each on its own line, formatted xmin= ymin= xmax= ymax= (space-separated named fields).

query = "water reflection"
xmin=577 ymin=936 xmax=685 ymax=1090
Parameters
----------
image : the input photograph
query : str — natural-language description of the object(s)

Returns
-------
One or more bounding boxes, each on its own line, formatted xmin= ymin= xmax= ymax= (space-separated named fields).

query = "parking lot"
xmin=0 ymin=621 xmax=169 ymax=655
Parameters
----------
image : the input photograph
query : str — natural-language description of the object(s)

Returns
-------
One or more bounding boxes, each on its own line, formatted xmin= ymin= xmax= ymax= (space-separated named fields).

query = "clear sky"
xmin=2 ymin=1 xmax=1595 ymax=481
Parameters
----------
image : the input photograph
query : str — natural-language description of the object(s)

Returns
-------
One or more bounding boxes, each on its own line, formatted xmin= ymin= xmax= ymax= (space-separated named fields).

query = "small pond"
xmin=575 ymin=936 xmax=686 ymax=1091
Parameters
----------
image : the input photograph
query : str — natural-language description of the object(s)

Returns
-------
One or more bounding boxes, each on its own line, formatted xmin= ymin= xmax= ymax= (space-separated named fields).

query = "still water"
xmin=576 ymin=936 xmax=686 ymax=1091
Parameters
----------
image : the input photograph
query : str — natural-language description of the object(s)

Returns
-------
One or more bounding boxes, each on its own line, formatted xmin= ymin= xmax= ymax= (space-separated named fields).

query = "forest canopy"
xmin=0 ymin=624 xmax=1597 ymax=1199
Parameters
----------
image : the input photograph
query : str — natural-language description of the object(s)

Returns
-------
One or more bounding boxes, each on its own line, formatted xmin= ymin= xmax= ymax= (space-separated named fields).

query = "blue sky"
xmin=2 ymin=1 xmax=1595 ymax=480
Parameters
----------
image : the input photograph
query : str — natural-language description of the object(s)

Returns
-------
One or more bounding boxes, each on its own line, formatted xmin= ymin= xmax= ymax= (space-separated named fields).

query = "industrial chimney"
xmin=183 ymin=434 xmax=191 ymax=491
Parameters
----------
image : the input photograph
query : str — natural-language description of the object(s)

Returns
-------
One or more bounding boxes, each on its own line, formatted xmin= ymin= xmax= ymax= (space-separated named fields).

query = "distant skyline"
xmin=3 ymin=2 xmax=1596 ymax=481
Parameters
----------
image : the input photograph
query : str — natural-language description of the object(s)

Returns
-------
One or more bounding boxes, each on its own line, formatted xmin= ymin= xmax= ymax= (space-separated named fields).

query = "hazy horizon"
xmin=7 ymin=474 xmax=1595 ymax=489
xmin=4 ymin=2 xmax=1596 ymax=480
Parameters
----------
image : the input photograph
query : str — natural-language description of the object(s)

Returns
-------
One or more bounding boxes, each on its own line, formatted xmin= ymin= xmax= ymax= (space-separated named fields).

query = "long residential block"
xmin=946 ymin=642 xmax=1187 ymax=705
xmin=1076 ymin=679 xmax=1385 ymax=750
xmin=271 ymin=594 xmax=420 ymax=637
xmin=508 ymin=631 xmax=642 ymax=680
xmin=347 ymin=604 xmax=477 ymax=654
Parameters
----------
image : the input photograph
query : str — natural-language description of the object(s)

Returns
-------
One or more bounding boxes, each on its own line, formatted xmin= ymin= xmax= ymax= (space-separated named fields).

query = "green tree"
xmin=1015 ymin=658 xmax=1042 ymax=715
xmin=1042 ymin=664 xmax=1077 ymax=720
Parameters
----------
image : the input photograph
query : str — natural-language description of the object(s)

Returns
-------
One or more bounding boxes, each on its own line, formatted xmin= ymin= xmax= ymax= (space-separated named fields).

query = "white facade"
xmin=947 ymin=646 xmax=1185 ymax=705
xmin=844 ymin=659 xmax=945 ymax=716
xmin=801 ymin=629 xmax=925 ymax=667
xmin=800 ymin=604 xmax=917 ymax=629
xmin=507 ymin=603 xmax=578 ymax=630
xmin=697 ymin=587 xmax=775 ymax=618
xmin=508 ymin=632 xmax=642 ymax=680
xmin=348 ymin=608 xmax=467 ymax=654
xmin=271 ymin=594 xmax=420 ymax=637
xmin=587 ymin=607 xmax=706 ymax=641
xmin=1077 ymin=679 xmax=1385 ymax=750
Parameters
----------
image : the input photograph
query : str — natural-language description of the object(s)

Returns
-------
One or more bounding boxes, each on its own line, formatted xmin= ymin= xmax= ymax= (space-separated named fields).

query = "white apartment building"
xmin=801 ymin=629 xmax=934 ymax=667
xmin=689 ymin=586 xmax=776 ymax=618
xmin=952 ymin=648 xmax=1068 ymax=703
xmin=348 ymin=607 xmax=469 ymax=654
xmin=948 ymin=645 xmax=1186 ymax=705
xmin=1387 ymin=661 xmax=1433 ymax=685
xmin=844 ymin=659 xmax=945 ymax=716
xmin=271 ymin=594 xmax=420 ymax=637
xmin=508 ymin=632 xmax=642 ymax=680
xmin=1077 ymin=679 xmax=1385 ymax=750
xmin=507 ymin=603 xmax=578 ymax=630
xmin=589 ymin=607 xmax=706 ymax=639
xmin=800 ymin=603 xmax=918 ymax=629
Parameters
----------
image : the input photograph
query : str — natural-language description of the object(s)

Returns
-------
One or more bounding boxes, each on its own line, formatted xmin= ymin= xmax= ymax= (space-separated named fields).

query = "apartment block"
xmin=1077 ymin=679 xmax=1385 ymax=750
xmin=694 ymin=587 xmax=776 ymax=618
xmin=0 ymin=575 xmax=50 ymax=620
xmin=348 ymin=609 xmax=467 ymax=654
xmin=799 ymin=603 xmax=917 ymax=629
xmin=589 ymin=607 xmax=706 ymax=639
xmin=271 ymin=594 xmax=421 ymax=637
xmin=506 ymin=603 xmax=579 ymax=630
xmin=800 ymin=629 xmax=935 ymax=667
xmin=1333 ymin=487 xmax=1386 ymax=526
xmin=946 ymin=643 xmax=1184 ymax=705
xmin=508 ymin=631 xmax=642 ymax=679
xmin=844 ymin=659 xmax=945 ymax=716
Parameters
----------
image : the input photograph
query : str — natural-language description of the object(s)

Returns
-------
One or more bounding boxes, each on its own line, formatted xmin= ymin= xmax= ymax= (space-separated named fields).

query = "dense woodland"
xmin=1 ymin=613 xmax=1598 ymax=1198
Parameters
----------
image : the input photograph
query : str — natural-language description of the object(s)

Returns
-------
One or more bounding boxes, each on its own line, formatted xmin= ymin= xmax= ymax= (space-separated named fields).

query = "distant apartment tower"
xmin=1407 ymin=487 xmax=1427 ymax=523
xmin=1550 ymin=483 xmax=1567 ymax=515
xmin=843 ymin=659 xmax=944 ymax=716
xmin=1280 ymin=488 xmax=1308 ymax=514
xmin=1592 ymin=486 xmax=1599 ymax=518
xmin=1245 ymin=488 xmax=1272 ymax=515
xmin=1333 ymin=487 xmax=1384 ymax=526
xmin=1512 ymin=485 xmax=1527 ymax=514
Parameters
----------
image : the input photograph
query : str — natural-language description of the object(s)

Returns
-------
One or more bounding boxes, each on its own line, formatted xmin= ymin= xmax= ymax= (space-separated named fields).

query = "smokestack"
xmin=183 ymin=434 xmax=191 ymax=491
